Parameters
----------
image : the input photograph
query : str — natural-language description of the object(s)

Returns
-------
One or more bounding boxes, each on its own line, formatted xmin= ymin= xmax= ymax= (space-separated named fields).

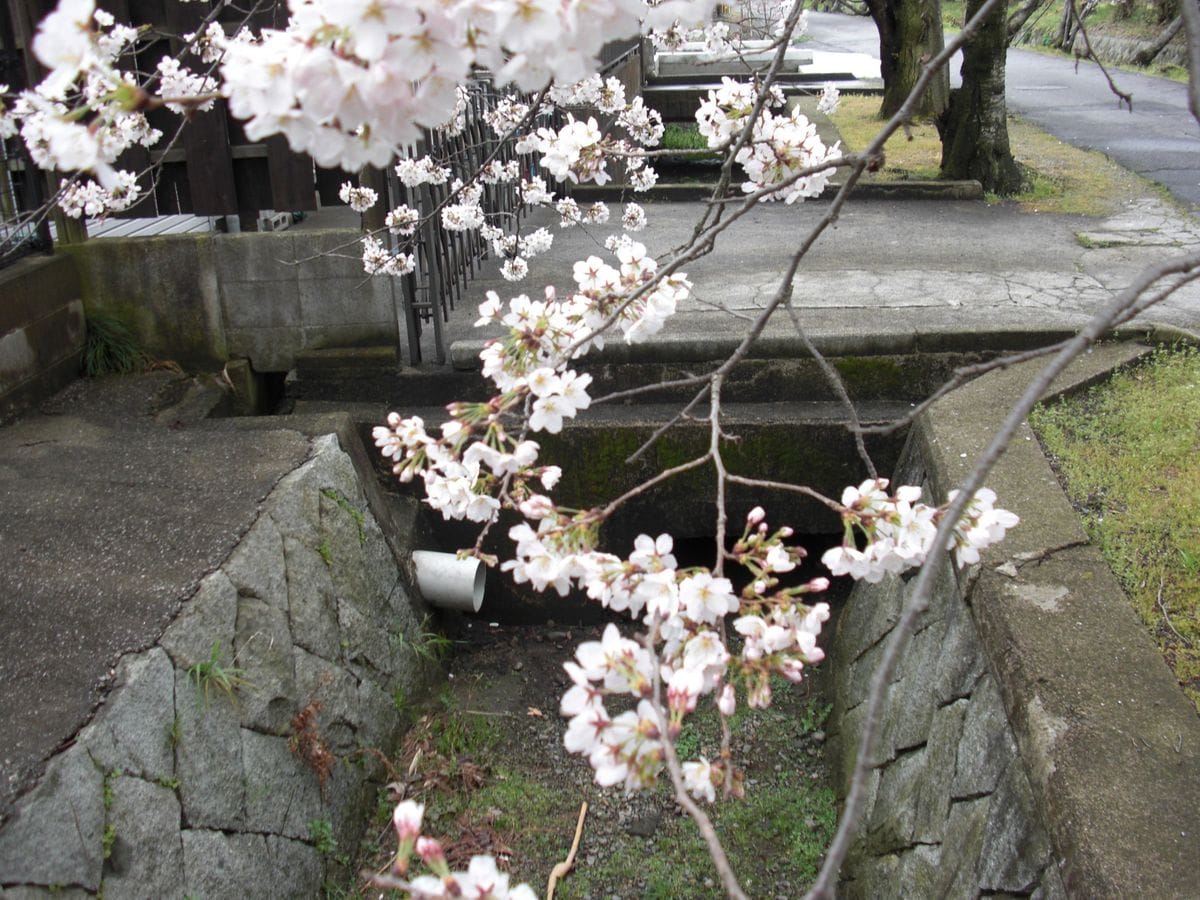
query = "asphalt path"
xmin=805 ymin=11 xmax=1200 ymax=208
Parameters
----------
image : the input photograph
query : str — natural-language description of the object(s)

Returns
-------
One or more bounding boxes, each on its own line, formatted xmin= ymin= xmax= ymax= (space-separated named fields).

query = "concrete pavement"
xmin=445 ymin=196 xmax=1200 ymax=368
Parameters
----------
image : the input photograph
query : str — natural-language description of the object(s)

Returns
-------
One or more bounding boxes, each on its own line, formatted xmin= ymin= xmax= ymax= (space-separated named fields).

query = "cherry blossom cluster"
xmin=58 ymin=170 xmax=140 ymax=218
xmin=509 ymin=509 xmax=831 ymax=801
xmin=385 ymin=800 xmax=536 ymax=900
xmin=2 ymin=0 xmax=161 ymax=213
xmin=216 ymin=0 xmax=718 ymax=172
xmin=821 ymin=478 xmax=1019 ymax=582
xmin=696 ymin=77 xmax=841 ymax=202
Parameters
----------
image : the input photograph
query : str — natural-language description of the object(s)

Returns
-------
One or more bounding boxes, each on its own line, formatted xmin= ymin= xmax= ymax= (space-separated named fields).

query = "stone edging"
xmin=0 ymin=429 xmax=430 ymax=898
xmin=831 ymin=336 xmax=1200 ymax=896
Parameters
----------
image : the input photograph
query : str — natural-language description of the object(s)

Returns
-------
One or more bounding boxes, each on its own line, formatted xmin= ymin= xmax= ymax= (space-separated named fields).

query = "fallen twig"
xmin=1156 ymin=575 xmax=1193 ymax=648
xmin=546 ymin=801 xmax=588 ymax=900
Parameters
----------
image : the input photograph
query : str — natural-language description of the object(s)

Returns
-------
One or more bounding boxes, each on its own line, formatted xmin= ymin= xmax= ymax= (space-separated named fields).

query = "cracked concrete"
xmin=446 ymin=197 xmax=1199 ymax=371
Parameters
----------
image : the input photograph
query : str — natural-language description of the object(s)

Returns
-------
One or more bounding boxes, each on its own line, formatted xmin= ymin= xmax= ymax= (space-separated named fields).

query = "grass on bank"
xmin=1030 ymin=346 xmax=1200 ymax=715
xmin=348 ymin=679 xmax=836 ymax=898
xmin=942 ymin=0 xmax=1189 ymax=81
xmin=831 ymin=93 xmax=1160 ymax=215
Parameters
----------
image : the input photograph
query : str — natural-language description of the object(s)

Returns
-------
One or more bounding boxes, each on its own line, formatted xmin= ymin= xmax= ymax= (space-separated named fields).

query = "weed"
xmin=155 ymin=774 xmax=180 ymax=790
xmin=187 ymin=643 xmax=248 ymax=710
xmin=398 ymin=615 xmax=455 ymax=662
xmin=167 ymin=714 xmax=182 ymax=749
xmin=392 ymin=686 xmax=409 ymax=714
xmin=308 ymin=819 xmax=338 ymax=855
xmin=290 ymin=699 xmax=336 ymax=796
xmin=321 ymin=488 xmax=366 ymax=544
xmin=83 ymin=311 xmax=147 ymax=377
xmin=799 ymin=701 xmax=832 ymax=736
xmin=318 ymin=540 xmax=334 ymax=568
xmin=673 ymin=724 xmax=702 ymax=761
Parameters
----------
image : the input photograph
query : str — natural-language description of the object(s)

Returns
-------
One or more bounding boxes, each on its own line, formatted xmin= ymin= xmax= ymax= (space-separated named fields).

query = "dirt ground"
xmin=350 ymin=616 xmax=839 ymax=899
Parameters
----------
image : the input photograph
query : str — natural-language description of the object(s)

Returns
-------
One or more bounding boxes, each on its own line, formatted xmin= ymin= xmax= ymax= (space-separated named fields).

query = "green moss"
xmin=322 ymin=488 xmax=367 ymax=544
xmin=1031 ymin=345 xmax=1200 ymax=714
xmin=832 ymin=356 xmax=908 ymax=399
xmin=102 ymin=823 xmax=117 ymax=860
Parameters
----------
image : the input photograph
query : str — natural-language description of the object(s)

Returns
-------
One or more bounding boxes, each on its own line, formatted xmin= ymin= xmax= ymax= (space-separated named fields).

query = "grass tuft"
xmin=83 ymin=311 xmax=147 ymax=377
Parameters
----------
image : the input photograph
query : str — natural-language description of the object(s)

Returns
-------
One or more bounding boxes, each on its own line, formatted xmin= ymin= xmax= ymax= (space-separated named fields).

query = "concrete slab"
xmin=0 ymin=373 xmax=310 ymax=815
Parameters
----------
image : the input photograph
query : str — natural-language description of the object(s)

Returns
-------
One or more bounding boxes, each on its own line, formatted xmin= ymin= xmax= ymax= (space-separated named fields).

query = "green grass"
xmin=1030 ymin=345 xmax=1200 ymax=714
xmin=662 ymin=123 xmax=709 ymax=150
xmin=831 ymin=94 xmax=1161 ymax=215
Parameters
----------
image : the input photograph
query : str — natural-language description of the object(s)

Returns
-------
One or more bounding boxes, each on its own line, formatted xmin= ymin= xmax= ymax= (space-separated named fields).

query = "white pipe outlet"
xmin=412 ymin=550 xmax=485 ymax=613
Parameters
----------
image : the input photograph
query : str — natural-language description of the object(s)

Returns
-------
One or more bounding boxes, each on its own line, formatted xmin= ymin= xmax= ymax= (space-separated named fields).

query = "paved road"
xmin=805 ymin=11 xmax=1200 ymax=208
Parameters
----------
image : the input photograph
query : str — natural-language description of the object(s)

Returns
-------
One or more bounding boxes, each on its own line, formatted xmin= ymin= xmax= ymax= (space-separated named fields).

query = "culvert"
xmin=360 ymin=337 xmax=1200 ymax=897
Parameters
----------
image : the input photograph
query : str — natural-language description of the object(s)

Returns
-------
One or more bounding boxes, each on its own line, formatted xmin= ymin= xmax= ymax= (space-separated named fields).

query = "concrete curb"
xmin=568 ymin=178 xmax=984 ymax=205
xmin=449 ymin=326 xmax=1084 ymax=371
xmin=936 ymin=341 xmax=1200 ymax=896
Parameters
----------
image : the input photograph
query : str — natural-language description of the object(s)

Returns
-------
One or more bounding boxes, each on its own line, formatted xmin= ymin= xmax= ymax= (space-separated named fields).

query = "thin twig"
xmin=545 ymin=801 xmax=588 ymax=900
xmin=1156 ymin=575 xmax=1193 ymax=648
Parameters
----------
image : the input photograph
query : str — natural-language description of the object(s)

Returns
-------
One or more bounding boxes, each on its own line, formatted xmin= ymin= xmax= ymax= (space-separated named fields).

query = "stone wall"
xmin=1012 ymin=26 xmax=1188 ymax=67
xmin=65 ymin=229 xmax=398 ymax=372
xmin=0 ymin=255 xmax=84 ymax=424
xmin=0 ymin=434 xmax=430 ymax=897
xmin=828 ymin=339 xmax=1200 ymax=897
xmin=828 ymin=447 xmax=1065 ymax=897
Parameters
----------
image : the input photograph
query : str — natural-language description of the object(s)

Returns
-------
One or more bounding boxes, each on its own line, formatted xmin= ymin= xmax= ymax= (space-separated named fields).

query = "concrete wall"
xmin=65 ymin=229 xmax=399 ymax=373
xmin=829 ymin=339 xmax=1200 ymax=897
xmin=0 ymin=431 xmax=432 ymax=897
xmin=0 ymin=255 xmax=85 ymax=423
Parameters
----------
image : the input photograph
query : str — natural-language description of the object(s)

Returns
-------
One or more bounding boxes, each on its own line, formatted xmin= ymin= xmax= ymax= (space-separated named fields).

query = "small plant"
xmin=308 ymin=818 xmax=338 ymax=855
xmin=309 ymin=819 xmax=351 ymax=868
xmin=83 ymin=311 xmax=147 ymax=377
xmin=187 ymin=643 xmax=248 ymax=710
xmin=166 ymin=714 xmax=182 ymax=749
xmin=155 ymin=774 xmax=180 ymax=790
xmin=398 ymin=615 xmax=454 ymax=662
xmin=799 ymin=701 xmax=832 ymax=736
xmin=318 ymin=539 xmax=334 ymax=568
xmin=290 ymin=699 xmax=335 ymax=796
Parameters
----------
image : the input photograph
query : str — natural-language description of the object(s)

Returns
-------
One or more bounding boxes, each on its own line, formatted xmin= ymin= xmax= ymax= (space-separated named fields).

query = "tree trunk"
xmin=1133 ymin=14 xmax=1184 ymax=65
xmin=868 ymin=0 xmax=950 ymax=118
xmin=939 ymin=0 xmax=1023 ymax=194
xmin=1007 ymin=0 xmax=1049 ymax=43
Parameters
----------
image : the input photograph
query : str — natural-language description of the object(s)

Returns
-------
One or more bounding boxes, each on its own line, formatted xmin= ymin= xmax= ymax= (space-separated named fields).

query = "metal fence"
xmin=0 ymin=0 xmax=644 ymax=364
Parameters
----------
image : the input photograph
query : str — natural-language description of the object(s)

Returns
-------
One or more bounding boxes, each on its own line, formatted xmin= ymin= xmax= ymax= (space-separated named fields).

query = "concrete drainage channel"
xmin=1 ymin=332 xmax=1197 ymax=896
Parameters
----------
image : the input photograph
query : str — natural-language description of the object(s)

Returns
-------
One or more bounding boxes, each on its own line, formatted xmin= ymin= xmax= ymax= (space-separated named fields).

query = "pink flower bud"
xmin=392 ymin=800 xmax=424 ymax=842
xmin=717 ymin=683 xmax=736 ymax=716
xmin=416 ymin=836 xmax=445 ymax=866
xmin=747 ymin=506 xmax=765 ymax=526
